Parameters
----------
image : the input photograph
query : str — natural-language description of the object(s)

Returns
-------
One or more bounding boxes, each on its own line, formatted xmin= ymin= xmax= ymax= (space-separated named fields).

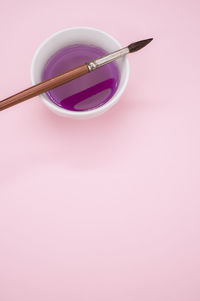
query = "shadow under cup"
xmin=31 ymin=27 xmax=129 ymax=119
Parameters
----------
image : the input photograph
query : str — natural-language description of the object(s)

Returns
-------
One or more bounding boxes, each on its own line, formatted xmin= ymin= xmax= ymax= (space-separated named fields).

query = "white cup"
xmin=31 ymin=27 xmax=129 ymax=119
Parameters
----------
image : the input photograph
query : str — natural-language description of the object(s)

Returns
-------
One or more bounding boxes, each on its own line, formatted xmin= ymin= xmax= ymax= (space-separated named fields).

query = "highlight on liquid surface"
xmin=42 ymin=44 xmax=120 ymax=111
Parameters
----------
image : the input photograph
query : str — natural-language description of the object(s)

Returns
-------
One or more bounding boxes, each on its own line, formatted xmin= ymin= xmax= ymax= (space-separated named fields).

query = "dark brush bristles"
xmin=128 ymin=38 xmax=153 ymax=53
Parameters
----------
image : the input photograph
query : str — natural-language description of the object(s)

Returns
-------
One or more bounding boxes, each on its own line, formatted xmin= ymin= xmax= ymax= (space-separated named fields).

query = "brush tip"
xmin=128 ymin=38 xmax=153 ymax=53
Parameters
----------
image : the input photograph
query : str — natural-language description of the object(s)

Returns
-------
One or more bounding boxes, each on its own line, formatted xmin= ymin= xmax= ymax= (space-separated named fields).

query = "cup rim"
xmin=31 ymin=26 xmax=130 ymax=117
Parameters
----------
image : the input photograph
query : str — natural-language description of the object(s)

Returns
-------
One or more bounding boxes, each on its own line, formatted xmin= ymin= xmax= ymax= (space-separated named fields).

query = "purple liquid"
xmin=42 ymin=44 xmax=120 ymax=111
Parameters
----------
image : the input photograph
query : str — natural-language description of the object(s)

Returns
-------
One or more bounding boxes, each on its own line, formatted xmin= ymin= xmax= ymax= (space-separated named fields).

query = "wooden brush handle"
xmin=0 ymin=64 xmax=89 ymax=111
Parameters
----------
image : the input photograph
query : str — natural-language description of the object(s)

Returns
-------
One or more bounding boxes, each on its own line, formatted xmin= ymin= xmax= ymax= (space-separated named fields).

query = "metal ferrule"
xmin=87 ymin=47 xmax=129 ymax=71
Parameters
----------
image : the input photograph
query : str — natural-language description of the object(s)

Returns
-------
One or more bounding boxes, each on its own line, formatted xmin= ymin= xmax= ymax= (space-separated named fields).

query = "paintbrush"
xmin=0 ymin=38 xmax=153 ymax=111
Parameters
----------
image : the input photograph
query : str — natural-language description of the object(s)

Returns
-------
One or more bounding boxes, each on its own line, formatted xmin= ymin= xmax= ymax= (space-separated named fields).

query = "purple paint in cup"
xmin=42 ymin=44 xmax=120 ymax=112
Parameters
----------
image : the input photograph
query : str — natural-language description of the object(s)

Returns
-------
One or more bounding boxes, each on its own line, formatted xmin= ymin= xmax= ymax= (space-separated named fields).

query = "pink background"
xmin=0 ymin=0 xmax=200 ymax=300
